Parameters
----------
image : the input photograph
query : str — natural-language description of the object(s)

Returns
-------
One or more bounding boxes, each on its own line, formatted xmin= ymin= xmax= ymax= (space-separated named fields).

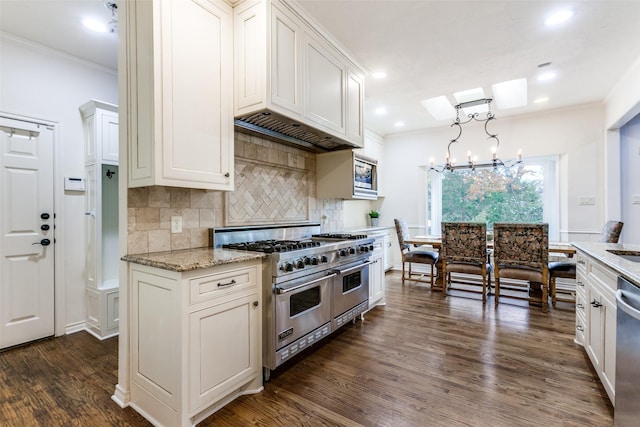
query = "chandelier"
xmin=429 ymin=98 xmax=522 ymax=173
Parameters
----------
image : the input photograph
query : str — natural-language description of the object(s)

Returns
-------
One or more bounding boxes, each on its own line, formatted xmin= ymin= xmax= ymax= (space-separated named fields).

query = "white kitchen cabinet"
xmin=367 ymin=238 xmax=385 ymax=310
xmin=123 ymin=0 xmax=233 ymax=191
xmin=80 ymin=100 xmax=119 ymax=339
xmin=576 ymin=250 xmax=616 ymax=404
xmin=233 ymin=0 xmax=364 ymax=148
xmin=129 ymin=260 xmax=262 ymax=427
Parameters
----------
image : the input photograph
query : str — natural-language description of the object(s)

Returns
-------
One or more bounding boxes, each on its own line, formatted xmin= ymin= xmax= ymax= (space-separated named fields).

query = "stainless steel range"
xmin=213 ymin=223 xmax=374 ymax=381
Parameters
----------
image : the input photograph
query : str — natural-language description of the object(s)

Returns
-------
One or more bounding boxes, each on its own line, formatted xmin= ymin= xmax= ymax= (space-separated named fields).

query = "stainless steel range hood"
xmin=234 ymin=110 xmax=359 ymax=153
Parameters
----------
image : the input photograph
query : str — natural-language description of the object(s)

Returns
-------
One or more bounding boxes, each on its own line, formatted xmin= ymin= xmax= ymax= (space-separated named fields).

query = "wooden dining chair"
xmin=441 ymin=222 xmax=492 ymax=303
xmin=493 ymin=223 xmax=549 ymax=311
xmin=549 ymin=220 xmax=623 ymax=305
xmin=394 ymin=218 xmax=439 ymax=286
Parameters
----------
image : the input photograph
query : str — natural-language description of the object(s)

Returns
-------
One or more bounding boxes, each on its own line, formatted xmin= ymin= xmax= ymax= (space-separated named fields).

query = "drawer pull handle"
xmin=576 ymin=325 xmax=584 ymax=331
xmin=218 ymin=279 xmax=237 ymax=288
xmin=590 ymin=299 xmax=603 ymax=308
xmin=578 ymin=260 xmax=585 ymax=265
xmin=577 ymin=281 xmax=584 ymax=287
xmin=577 ymin=303 xmax=584 ymax=309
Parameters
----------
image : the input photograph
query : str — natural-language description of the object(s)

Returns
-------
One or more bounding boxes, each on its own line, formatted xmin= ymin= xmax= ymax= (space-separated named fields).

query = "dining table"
xmin=403 ymin=235 xmax=576 ymax=294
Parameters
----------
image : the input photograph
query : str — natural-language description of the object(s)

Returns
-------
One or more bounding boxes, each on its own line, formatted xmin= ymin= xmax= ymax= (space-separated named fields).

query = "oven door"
xmin=274 ymin=271 xmax=335 ymax=350
xmin=332 ymin=260 xmax=372 ymax=320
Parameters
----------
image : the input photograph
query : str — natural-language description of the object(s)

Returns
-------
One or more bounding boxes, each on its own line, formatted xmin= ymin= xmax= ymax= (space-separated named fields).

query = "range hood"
xmin=234 ymin=110 xmax=359 ymax=153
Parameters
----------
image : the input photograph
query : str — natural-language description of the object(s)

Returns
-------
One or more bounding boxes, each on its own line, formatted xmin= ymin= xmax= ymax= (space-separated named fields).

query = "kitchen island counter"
xmin=572 ymin=242 xmax=640 ymax=286
xmin=122 ymin=247 xmax=265 ymax=272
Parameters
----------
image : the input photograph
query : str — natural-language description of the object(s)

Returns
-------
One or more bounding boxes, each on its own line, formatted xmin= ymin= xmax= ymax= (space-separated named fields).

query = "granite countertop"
xmin=572 ymin=241 xmax=640 ymax=285
xmin=122 ymin=247 xmax=266 ymax=272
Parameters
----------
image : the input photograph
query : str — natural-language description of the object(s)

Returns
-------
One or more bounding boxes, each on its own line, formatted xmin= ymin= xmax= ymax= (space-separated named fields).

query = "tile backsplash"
xmin=126 ymin=131 xmax=345 ymax=254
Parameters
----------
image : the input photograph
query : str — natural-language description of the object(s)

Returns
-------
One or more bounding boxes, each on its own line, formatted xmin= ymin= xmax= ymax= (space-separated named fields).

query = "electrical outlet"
xmin=171 ymin=216 xmax=182 ymax=233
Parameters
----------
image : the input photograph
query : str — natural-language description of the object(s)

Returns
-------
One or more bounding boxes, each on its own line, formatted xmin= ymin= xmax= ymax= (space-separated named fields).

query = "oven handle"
xmin=275 ymin=273 xmax=337 ymax=295
xmin=335 ymin=260 xmax=374 ymax=275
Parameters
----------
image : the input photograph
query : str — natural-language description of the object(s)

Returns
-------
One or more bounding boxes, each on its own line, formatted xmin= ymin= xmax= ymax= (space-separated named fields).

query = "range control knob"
xmin=282 ymin=262 xmax=293 ymax=272
xmin=320 ymin=255 xmax=328 ymax=263
xmin=303 ymin=256 xmax=311 ymax=265
xmin=295 ymin=259 xmax=305 ymax=269
xmin=348 ymin=247 xmax=356 ymax=255
xmin=359 ymin=246 xmax=369 ymax=253
xmin=339 ymin=249 xmax=347 ymax=257
xmin=369 ymin=244 xmax=375 ymax=251
xmin=310 ymin=257 xmax=319 ymax=265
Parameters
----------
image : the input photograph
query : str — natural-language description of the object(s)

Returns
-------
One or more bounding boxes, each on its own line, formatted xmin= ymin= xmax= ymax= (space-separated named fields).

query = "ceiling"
xmin=2 ymin=0 xmax=640 ymax=136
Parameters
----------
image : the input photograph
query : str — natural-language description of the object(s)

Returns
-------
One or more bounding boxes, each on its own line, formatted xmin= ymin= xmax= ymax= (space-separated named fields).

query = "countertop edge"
xmin=572 ymin=241 xmax=640 ymax=285
xmin=122 ymin=247 xmax=266 ymax=273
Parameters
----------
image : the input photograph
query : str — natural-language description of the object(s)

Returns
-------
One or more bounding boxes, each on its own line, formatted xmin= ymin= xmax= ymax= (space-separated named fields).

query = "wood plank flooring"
xmin=1 ymin=271 xmax=613 ymax=426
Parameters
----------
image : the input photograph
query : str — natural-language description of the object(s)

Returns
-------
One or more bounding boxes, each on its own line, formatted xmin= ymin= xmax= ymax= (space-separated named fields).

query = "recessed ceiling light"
xmin=534 ymin=97 xmax=549 ymax=104
xmin=394 ymin=121 xmax=405 ymax=128
xmin=537 ymin=71 xmax=557 ymax=82
xmin=371 ymin=71 xmax=387 ymax=79
xmin=83 ymin=18 xmax=108 ymax=33
xmin=420 ymin=96 xmax=455 ymax=121
xmin=492 ymin=78 xmax=527 ymax=109
xmin=545 ymin=10 xmax=573 ymax=26
xmin=375 ymin=107 xmax=387 ymax=115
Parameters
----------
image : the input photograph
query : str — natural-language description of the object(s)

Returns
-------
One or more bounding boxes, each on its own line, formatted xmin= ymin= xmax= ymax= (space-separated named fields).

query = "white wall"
xmin=379 ymin=103 xmax=606 ymax=241
xmin=621 ymin=113 xmax=640 ymax=243
xmin=0 ymin=34 xmax=118 ymax=333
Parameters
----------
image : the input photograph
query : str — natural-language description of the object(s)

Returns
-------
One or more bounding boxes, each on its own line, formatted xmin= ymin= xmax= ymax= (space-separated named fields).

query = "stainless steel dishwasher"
xmin=615 ymin=276 xmax=640 ymax=426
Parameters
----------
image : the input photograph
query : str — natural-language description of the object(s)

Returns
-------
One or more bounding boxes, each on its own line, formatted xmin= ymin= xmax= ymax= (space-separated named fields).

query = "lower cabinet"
xmin=368 ymin=234 xmax=386 ymax=309
xmin=575 ymin=250 xmax=616 ymax=405
xmin=129 ymin=260 xmax=262 ymax=427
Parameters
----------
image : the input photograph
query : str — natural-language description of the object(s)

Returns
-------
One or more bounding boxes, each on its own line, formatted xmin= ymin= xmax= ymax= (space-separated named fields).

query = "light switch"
xmin=633 ymin=194 xmax=640 ymax=205
xmin=579 ymin=196 xmax=596 ymax=206
xmin=171 ymin=216 xmax=182 ymax=233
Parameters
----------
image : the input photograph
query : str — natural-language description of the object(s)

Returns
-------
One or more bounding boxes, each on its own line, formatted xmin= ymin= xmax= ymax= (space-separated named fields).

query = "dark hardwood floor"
xmin=1 ymin=271 xmax=613 ymax=426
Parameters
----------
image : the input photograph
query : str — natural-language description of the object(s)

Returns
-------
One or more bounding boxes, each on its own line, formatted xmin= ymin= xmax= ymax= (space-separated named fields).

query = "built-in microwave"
xmin=316 ymin=151 xmax=378 ymax=200
xmin=353 ymin=155 xmax=378 ymax=199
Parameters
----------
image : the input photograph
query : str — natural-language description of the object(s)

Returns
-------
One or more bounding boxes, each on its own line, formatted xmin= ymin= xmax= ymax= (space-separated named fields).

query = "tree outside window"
xmin=428 ymin=156 xmax=558 ymax=239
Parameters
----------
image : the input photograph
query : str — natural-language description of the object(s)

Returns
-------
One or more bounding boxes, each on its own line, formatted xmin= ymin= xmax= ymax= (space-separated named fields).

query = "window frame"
xmin=427 ymin=155 xmax=559 ymax=240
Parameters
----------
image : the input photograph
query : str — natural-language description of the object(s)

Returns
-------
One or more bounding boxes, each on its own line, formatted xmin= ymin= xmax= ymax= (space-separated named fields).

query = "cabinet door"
xmin=270 ymin=1 xmax=302 ymax=114
xmin=383 ymin=234 xmax=392 ymax=271
xmin=369 ymin=252 xmax=384 ymax=307
xmin=585 ymin=281 xmax=603 ymax=370
xmin=189 ymin=293 xmax=260 ymax=412
xmin=600 ymin=290 xmax=616 ymax=401
xmin=100 ymin=111 xmax=119 ymax=163
xmin=346 ymin=68 xmax=364 ymax=145
xmin=303 ymin=32 xmax=345 ymax=135
xmin=159 ymin=0 xmax=233 ymax=189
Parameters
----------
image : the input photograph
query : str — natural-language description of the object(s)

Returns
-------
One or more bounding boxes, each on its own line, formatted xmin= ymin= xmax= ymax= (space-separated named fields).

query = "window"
xmin=427 ymin=156 xmax=558 ymax=239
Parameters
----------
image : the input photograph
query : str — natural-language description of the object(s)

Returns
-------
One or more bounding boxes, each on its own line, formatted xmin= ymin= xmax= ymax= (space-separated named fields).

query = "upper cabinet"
xmin=80 ymin=100 xmax=119 ymax=166
xmin=234 ymin=0 xmax=365 ymax=149
xmin=122 ymin=0 xmax=234 ymax=191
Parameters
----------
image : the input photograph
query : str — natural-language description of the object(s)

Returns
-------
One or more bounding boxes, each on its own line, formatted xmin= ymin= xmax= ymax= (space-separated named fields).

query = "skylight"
xmin=491 ymin=78 xmax=527 ymax=109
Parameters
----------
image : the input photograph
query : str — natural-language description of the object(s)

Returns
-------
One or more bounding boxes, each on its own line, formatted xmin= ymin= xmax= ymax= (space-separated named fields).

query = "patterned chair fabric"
xmin=549 ymin=220 xmax=623 ymax=305
xmin=394 ymin=218 xmax=439 ymax=286
xmin=493 ymin=223 xmax=549 ymax=311
xmin=441 ymin=222 xmax=492 ymax=303
xmin=597 ymin=221 xmax=624 ymax=243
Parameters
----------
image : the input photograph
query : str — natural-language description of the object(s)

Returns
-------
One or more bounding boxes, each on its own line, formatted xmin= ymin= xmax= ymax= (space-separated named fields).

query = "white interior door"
xmin=0 ymin=117 xmax=55 ymax=349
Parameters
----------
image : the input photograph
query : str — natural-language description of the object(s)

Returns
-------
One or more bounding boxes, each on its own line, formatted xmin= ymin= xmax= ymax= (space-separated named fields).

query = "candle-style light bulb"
xmin=518 ymin=149 xmax=522 ymax=162
xmin=467 ymin=150 xmax=472 ymax=162
xmin=491 ymin=146 xmax=497 ymax=160
xmin=430 ymin=157 xmax=435 ymax=168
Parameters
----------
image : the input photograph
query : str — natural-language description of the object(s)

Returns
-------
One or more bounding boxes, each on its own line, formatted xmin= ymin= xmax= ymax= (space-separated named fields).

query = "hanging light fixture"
xmin=429 ymin=98 xmax=522 ymax=172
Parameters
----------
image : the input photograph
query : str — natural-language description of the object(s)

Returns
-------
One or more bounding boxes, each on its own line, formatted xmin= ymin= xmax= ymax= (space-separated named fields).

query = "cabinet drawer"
xmin=576 ymin=252 xmax=588 ymax=276
xmin=575 ymin=310 xmax=586 ymax=345
xmin=589 ymin=260 xmax=618 ymax=293
xmin=189 ymin=266 xmax=258 ymax=306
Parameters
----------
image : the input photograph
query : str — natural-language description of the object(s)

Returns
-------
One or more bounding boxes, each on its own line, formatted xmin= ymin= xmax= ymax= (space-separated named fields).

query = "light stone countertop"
xmin=122 ymin=247 xmax=266 ymax=272
xmin=572 ymin=241 xmax=640 ymax=286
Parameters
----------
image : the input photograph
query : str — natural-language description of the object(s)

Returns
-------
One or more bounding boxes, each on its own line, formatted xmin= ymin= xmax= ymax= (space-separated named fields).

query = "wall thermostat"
xmin=64 ymin=177 xmax=86 ymax=191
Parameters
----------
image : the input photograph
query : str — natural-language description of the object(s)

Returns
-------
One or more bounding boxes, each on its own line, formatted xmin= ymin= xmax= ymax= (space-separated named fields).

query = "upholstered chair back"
xmin=493 ymin=223 xmax=549 ymax=270
xmin=597 ymin=221 xmax=624 ymax=243
xmin=441 ymin=222 xmax=487 ymax=265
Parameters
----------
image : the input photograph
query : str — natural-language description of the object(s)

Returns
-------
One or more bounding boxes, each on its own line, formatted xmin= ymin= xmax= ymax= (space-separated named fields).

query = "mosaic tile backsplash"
xmin=127 ymin=132 xmax=345 ymax=254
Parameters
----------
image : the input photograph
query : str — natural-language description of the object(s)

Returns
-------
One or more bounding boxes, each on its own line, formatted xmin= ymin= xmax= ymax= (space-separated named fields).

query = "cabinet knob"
xmin=253 ymin=301 xmax=259 ymax=307
xmin=224 ymin=172 xmax=230 ymax=178
xmin=576 ymin=325 xmax=584 ymax=331
xmin=590 ymin=299 xmax=602 ymax=308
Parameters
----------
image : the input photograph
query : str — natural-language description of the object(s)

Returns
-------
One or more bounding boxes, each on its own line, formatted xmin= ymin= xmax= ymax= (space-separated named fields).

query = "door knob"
xmin=32 ymin=239 xmax=51 ymax=246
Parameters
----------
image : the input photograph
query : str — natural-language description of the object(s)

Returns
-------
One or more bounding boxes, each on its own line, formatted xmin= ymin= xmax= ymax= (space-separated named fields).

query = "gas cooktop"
xmin=222 ymin=239 xmax=321 ymax=253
